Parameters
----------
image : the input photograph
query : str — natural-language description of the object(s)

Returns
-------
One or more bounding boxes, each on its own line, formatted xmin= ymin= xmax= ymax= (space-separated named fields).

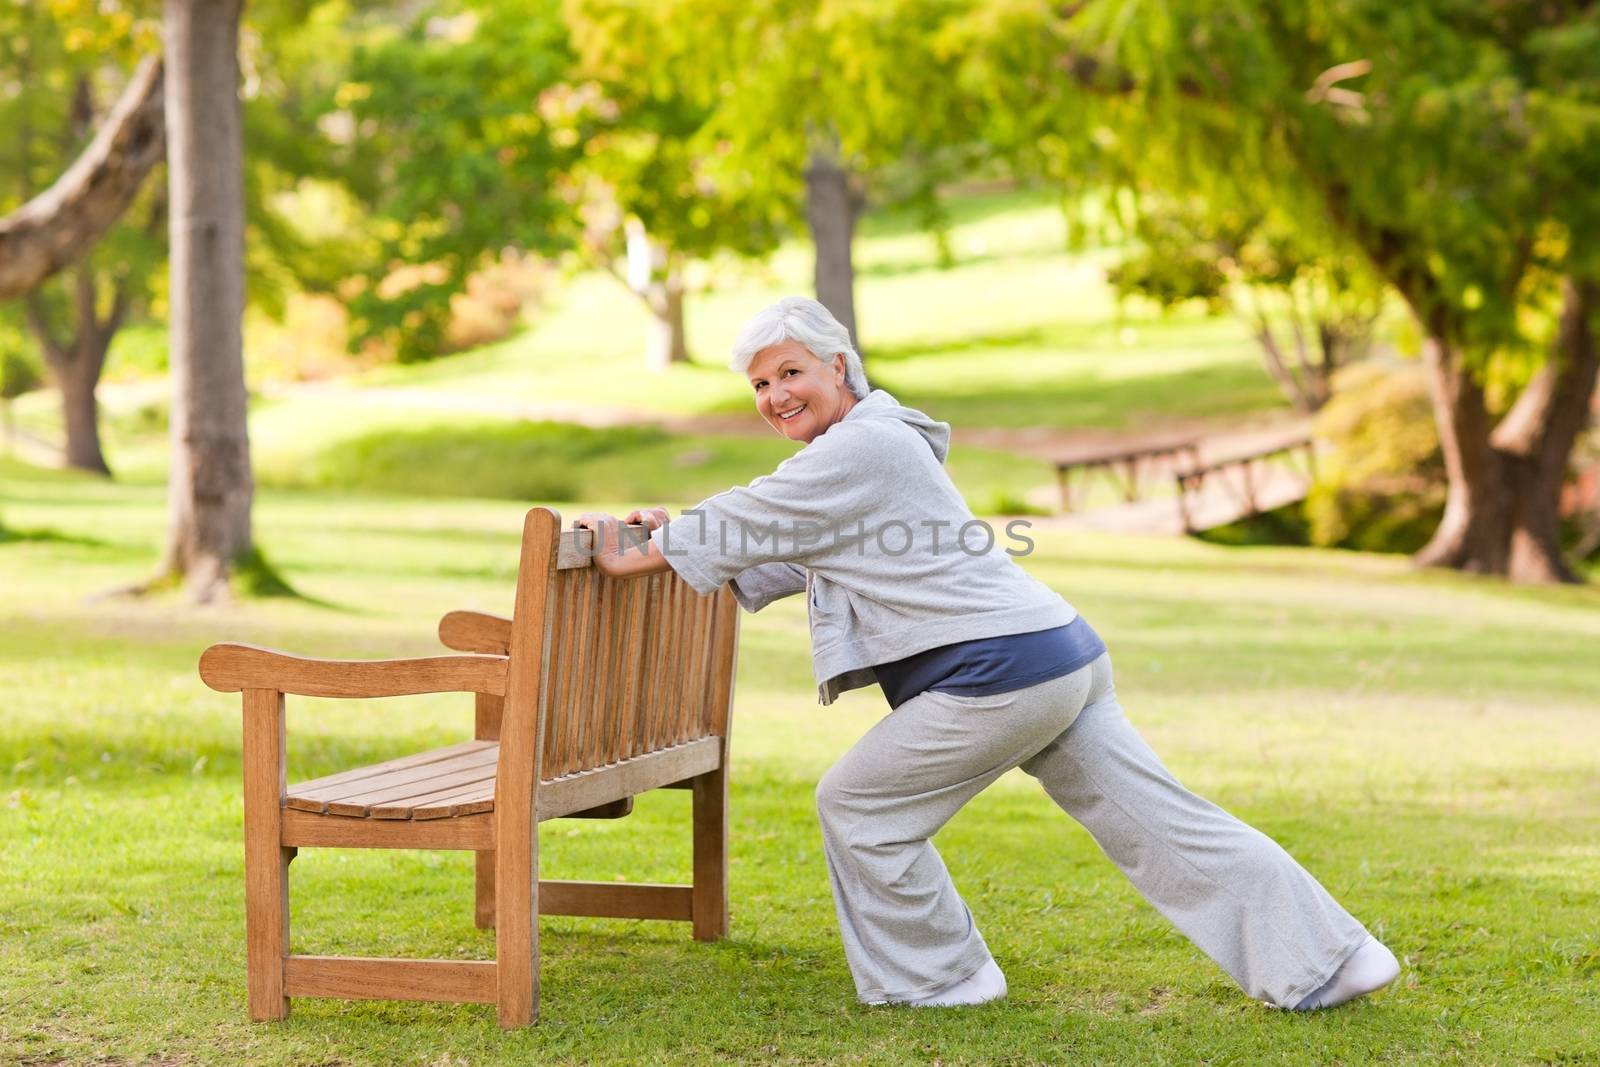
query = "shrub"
xmin=1 ymin=345 xmax=43 ymax=401
xmin=1304 ymin=362 xmax=1444 ymax=553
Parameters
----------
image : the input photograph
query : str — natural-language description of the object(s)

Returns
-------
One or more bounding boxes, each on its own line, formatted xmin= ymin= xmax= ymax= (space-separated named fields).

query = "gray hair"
xmin=728 ymin=297 xmax=869 ymax=399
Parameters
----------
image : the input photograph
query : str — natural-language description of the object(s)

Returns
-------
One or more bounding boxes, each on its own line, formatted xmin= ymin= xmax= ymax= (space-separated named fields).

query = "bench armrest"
xmin=438 ymin=610 xmax=512 ymax=655
xmin=199 ymin=643 xmax=509 ymax=698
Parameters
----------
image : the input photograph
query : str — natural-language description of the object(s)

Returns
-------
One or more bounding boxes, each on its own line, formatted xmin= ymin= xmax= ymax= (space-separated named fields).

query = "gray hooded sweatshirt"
xmin=649 ymin=388 xmax=1078 ymax=704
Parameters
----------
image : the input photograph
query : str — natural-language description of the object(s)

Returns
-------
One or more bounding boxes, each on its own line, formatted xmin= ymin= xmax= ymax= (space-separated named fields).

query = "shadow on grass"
xmin=0 ymin=523 xmax=107 ymax=548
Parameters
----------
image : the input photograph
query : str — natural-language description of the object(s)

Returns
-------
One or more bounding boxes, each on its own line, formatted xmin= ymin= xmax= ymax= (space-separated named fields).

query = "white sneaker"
xmin=1294 ymin=937 xmax=1400 ymax=1010
xmin=905 ymin=959 xmax=1008 ymax=1008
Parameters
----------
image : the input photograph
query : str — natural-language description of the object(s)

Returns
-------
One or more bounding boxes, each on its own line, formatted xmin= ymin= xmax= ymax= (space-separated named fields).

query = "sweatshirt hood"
xmin=837 ymin=388 xmax=950 ymax=463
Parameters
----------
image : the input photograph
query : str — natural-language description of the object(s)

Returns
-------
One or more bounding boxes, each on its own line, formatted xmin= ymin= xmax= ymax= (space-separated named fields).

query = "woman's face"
xmin=747 ymin=339 xmax=857 ymax=444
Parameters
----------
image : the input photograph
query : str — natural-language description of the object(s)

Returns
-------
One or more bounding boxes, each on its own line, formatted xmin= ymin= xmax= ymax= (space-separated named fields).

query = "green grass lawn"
xmin=3 ymin=460 xmax=1599 ymax=1065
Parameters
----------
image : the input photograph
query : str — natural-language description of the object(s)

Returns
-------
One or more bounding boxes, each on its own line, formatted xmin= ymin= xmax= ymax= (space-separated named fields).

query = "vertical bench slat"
xmin=582 ymin=572 xmax=604 ymax=771
xmin=553 ymin=570 xmax=575 ymax=777
xmin=611 ymin=577 xmax=635 ymax=764
xmin=708 ymin=588 xmax=738 ymax=740
xmin=569 ymin=569 xmax=595 ymax=775
xmin=670 ymin=591 xmax=691 ymax=748
xmin=640 ymin=572 xmax=665 ymax=755
xmin=544 ymin=572 xmax=569 ymax=779
xmin=659 ymin=577 xmax=685 ymax=753
xmin=675 ymin=591 xmax=698 ymax=747
xmin=589 ymin=576 xmax=615 ymax=770
xmin=675 ymin=585 xmax=694 ymax=742
xmin=541 ymin=573 xmax=569 ymax=779
xmin=684 ymin=590 xmax=710 ymax=745
xmin=565 ymin=568 xmax=594 ymax=777
xmin=614 ymin=578 xmax=646 ymax=763
xmin=650 ymin=574 xmax=673 ymax=756
xmin=691 ymin=592 xmax=715 ymax=740
xmin=694 ymin=593 xmax=715 ymax=739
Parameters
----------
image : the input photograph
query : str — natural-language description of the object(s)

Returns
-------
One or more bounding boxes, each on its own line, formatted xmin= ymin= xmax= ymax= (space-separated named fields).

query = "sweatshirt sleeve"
xmin=648 ymin=424 xmax=885 ymax=596
xmin=728 ymin=563 xmax=808 ymax=613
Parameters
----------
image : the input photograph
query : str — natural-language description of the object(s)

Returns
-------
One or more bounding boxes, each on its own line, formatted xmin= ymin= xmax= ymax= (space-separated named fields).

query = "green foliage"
xmin=0 ymin=316 xmax=43 ymax=400
xmin=568 ymin=0 xmax=995 ymax=252
xmin=1107 ymin=203 xmax=1379 ymax=322
xmin=559 ymin=8 xmax=787 ymax=287
xmin=0 ymin=2 xmax=165 ymax=374
xmin=1105 ymin=214 xmax=1230 ymax=312
xmin=1305 ymin=363 xmax=1445 ymax=553
xmin=1107 ymin=203 xmax=1385 ymax=410
xmin=308 ymin=0 xmax=580 ymax=362
xmin=1054 ymin=1 xmax=1600 ymax=369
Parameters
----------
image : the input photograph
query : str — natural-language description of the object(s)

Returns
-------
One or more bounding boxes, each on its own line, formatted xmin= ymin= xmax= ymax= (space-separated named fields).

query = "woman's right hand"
xmin=624 ymin=506 xmax=671 ymax=531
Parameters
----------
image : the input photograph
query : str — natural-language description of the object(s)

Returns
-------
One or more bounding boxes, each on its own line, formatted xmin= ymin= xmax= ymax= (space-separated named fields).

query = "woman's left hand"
xmin=573 ymin=511 xmax=660 ymax=578
xmin=573 ymin=512 xmax=623 ymax=557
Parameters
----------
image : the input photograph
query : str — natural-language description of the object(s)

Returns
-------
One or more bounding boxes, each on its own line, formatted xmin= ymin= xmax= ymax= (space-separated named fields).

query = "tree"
xmin=159 ymin=0 xmax=253 ymax=601
xmin=969 ymin=1 xmax=1600 ymax=582
xmin=561 ymin=6 xmax=787 ymax=369
xmin=570 ymin=0 xmax=989 ymax=357
xmin=300 ymin=0 xmax=579 ymax=363
xmin=1 ymin=3 xmax=168 ymax=476
xmin=1107 ymin=204 xmax=1381 ymax=413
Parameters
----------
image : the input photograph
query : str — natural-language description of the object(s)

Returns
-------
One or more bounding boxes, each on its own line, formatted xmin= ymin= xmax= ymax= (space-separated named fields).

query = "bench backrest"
xmin=498 ymin=507 xmax=738 ymax=796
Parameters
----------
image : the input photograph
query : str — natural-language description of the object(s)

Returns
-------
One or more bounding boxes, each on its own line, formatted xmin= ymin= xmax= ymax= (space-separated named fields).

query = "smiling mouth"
xmin=777 ymin=404 xmax=806 ymax=422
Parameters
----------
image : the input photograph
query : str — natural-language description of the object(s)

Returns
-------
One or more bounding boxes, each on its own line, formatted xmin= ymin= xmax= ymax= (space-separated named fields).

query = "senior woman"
xmin=573 ymin=296 xmax=1398 ymax=1011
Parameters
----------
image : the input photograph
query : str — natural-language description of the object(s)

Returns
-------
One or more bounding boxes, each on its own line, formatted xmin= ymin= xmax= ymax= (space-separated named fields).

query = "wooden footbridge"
xmin=1046 ymin=424 xmax=1317 ymax=536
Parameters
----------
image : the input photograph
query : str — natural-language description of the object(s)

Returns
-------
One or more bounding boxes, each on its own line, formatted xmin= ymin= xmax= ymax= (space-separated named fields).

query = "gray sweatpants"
xmin=815 ymin=652 xmax=1371 ymax=1006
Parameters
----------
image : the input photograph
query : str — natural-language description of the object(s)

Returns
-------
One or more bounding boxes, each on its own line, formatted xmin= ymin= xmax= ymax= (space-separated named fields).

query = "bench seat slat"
xmin=287 ymin=746 xmax=501 ymax=812
xmin=322 ymin=762 xmax=499 ymax=817
xmin=288 ymin=740 xmax=495 ymax=796
xmin=376 ymin=779 xmax=498 ymax=821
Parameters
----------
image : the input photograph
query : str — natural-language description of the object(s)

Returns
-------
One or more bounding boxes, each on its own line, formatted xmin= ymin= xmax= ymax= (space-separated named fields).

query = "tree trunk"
xmin=1252 ymin=319 xmax=1315 ymax=414
xmin=27 ymin=266 xmax=121 ymax=477
xmin=59 ymin=348 xmax=111 ymax=476
xmin=1496 ymin=277 xmax=1598 ymax=583
xmin=0 ymin=56 xmax=165 ymax=301
xmin=805 ymin=147 xmax=865 ymax=354
xmin=1413 ymin=279 xmax=1598 ymax=583
xmin=623 ymin=220 xmax=690 ymax=371
xmin=643 ymin=270 xmax=689 ymax=372
xmin=160 ymin=0 xmax=253 ymax=602
xmin=1413 ymin=335 xmax=1514 ymax=574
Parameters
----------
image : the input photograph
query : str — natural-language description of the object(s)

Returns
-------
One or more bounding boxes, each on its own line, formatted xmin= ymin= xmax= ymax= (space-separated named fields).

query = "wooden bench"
xmin=198 ymin=506 xmax=740 ymax=1027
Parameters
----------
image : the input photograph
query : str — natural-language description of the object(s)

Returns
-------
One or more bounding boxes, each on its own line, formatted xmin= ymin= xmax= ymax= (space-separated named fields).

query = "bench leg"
xmin=495 ymin=826 xmax=539 ymax=1026
xmin=475 ymin=849 xmax=496 ymax=929
xmin=242 ymin=689 xmax=290 ymax=1020
xmin=691 ymin=767 xmax=729 ymax=942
